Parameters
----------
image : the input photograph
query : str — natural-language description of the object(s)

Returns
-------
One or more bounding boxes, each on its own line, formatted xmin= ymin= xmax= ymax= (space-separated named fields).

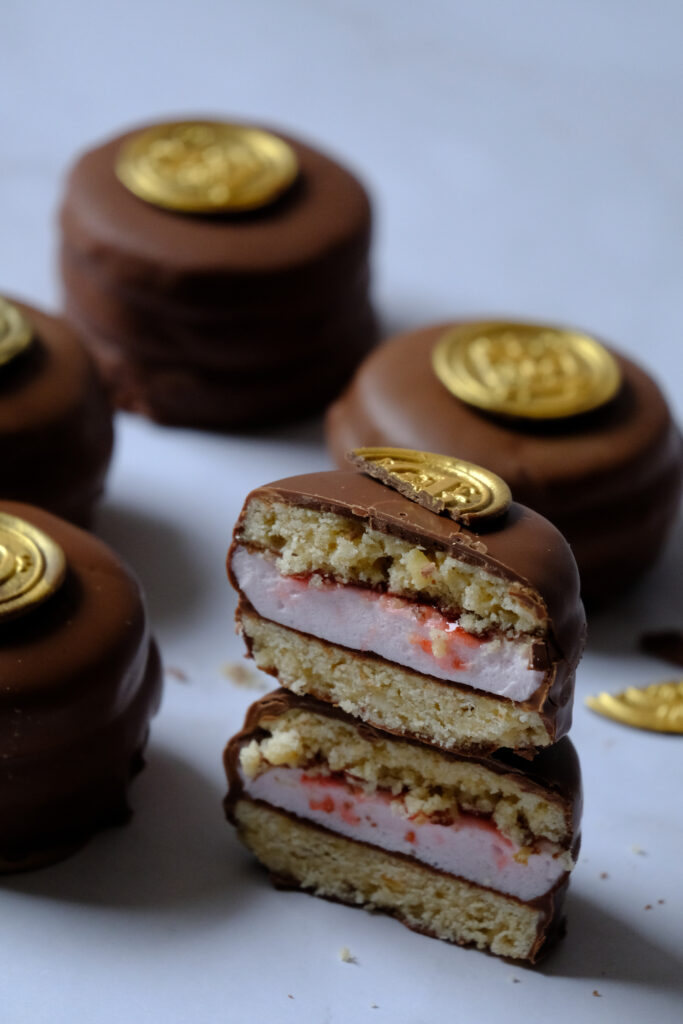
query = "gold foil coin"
xmin=0 ymin=513 xmax=67 ymax=621
xmin=349 ymin=447 xmax=511 ymax=524
xmin=115 ymin=121 xmax=299 ymax=213
xmin=0 ymin=297 xmax=33 ymax=367
xmin=432 ymin=321 xmax=622 ymax=419
xmin=586 ymin=681 xmax=683 ymax=735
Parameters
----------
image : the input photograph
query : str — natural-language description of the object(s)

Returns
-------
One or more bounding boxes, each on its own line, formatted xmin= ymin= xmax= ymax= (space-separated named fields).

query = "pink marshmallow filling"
xmin=243 ymin=766 xmax=568 ymax=901
xmin=232 ymin=546 xmax=544 ymax=701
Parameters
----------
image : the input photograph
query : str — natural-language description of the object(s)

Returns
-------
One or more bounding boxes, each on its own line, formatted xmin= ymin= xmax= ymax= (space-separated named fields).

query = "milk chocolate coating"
xmin=0 ymin=501 xmax=162 ymax=872
xmin=0 ymin=299 xmax=113 ymax=526
xmin=224 ymin=690 xmax=581 ymax=963
xmin=326 ymin=323 xmax=683 ymax=602
xmin=230 ymin=470 xmax=585 ymax=748
xmin=59 ymin=122 xmax=377 ymax=429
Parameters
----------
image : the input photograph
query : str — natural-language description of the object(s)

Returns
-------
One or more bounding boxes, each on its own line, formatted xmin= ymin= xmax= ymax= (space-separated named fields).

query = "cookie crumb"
xmin=222 ymin=662 xmax=268 ymax=689
xmin=592 ymin=990 xmax=601 ymax=997
xmin=644 ymin=904 xmax=652 ymax=910
xmin=165 ymin=666 xmax=189 ymax=682
xmin=631 ymin=845 xmax=646 ymax=855
xmin=509 ymin=976 xmax=520 ymax=984
xmin=658 ymin=899 xmax=665 ymax=905
xmin=339 ymin=946 xmax=357 ymax=964
xmin=599 ymin=872 xmax=609 ymax=879
xmin=287 ymin=994 xmax=294 ymax=1000
xmin=370 ymin=1003 xmax=378 ymax=1009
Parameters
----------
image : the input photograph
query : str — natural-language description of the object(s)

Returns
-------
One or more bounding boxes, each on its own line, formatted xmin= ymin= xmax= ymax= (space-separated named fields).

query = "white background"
xmin=1 ymin=2 xmax=682 ymax=1021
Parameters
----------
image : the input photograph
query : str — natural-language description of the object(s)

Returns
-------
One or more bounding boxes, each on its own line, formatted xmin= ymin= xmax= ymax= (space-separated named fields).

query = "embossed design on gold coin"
xmin=0 ymin=513 xmax=66 ymax=620
xmin=0 ymin=297 xmax=33 ymax=368
xmin=432 ymin=321 xmax=622 ymax=419
xmin=115 ymin=121 xmax=299 ymax=213
xmin=349 ymin=447 xmax=511 ymax=524
xmin=586 ymin=681 xmax=683 ymax=734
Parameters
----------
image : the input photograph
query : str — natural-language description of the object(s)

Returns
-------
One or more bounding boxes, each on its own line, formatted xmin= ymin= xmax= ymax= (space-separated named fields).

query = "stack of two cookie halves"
xmin=223 ymin=450 xmax=586 ymax=963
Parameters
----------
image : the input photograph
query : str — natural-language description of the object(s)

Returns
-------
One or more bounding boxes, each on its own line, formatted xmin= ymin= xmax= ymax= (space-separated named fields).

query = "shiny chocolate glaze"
xmin=326 ymin=323 xmax=683 ymax=603
xmin=0 ymin=300 xmax=113 ymax=526
xmin=59 ymin=121 xmax=376 ymax=429
xmin=0 ymin=501 xmax=162 ymax=872
xmin=229 ymin=470 xmax=586 ymax=749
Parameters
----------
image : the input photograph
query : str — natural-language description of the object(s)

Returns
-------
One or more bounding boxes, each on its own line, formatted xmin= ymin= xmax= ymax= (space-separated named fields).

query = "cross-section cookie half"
xmin=229 ymin=469 xmax=585 ymax=755
xmin=225 ymin=691 xmax=582 ymax=962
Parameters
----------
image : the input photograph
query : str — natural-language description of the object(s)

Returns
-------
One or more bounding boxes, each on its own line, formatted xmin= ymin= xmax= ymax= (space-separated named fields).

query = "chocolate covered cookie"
xmin=0 ymin=502 xmax=161 ymax=872
xmin=326 ymin=321 xmax=683 ymax=602
xmin=224 ymin=453 xmax=585 ymax=958
xmin=225 ymin=690 xmax=582 ymax=963
xmin=60 ymin=119 xmax=376 ymax=429
xmin=228 ymin=456 xmax=585 ymax=755
xmin=0 ymin=296 xmax=113 ymax=525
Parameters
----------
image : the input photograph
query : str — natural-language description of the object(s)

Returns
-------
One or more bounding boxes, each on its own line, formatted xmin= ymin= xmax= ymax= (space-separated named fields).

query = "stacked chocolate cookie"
xmin=60 ymin=120 xmax=376 ymax=429
xmin=224 ymin=450 xmax=585 ymax=962
xmin=0 ymin=296 xmax=113 ymax=526
xmin=0 ymin=502 xmax=161 ymax=872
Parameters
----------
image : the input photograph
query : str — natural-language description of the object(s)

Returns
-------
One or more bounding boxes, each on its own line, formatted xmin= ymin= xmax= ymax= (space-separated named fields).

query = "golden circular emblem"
xmin=0 ymin=513 xmax=67 ymax=621
xmin=586 ymin=680 xmax=683 ymax=735
xmin=0 ymin=297 xmax=34 ymax=368
xmin=349 ymin=447 xmax=511 ymax=523
xmin=432 ymin=321 xmax=622 ymax=419
xmin=115 ymin=121 xmax=299 ymax=213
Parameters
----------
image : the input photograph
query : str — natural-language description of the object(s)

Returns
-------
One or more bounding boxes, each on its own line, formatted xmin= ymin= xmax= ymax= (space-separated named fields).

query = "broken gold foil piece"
xmin=0 ymin=297 xmax=33 ymax=368
xmin=0 ymin=513 xmax=67 ymax=620
xmin=586 ymin=681 xmax=683 ymax=734
xmin=432 ymin=321 xmax=621 ymax=419
xmin=349 ymin=447 xmax=511 ymax=524
xmin=115 ymin=120 xmax=298 ymax=213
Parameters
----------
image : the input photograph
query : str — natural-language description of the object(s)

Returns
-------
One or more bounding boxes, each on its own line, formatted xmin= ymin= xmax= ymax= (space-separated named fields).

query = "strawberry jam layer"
xmin=232 ymin=546 xmax=544 ymax=700
xmin=242 ymin=766 xmax=569 ymax=901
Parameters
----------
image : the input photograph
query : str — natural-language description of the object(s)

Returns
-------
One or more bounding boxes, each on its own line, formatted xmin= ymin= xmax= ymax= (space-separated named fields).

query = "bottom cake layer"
xmin=232 ymin=798 xmax=564 ymax=962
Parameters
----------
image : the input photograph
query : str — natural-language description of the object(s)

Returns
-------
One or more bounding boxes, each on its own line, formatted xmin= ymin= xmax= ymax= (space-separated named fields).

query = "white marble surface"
xmin=1 ymin=2 xmax=682 ymax=1021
